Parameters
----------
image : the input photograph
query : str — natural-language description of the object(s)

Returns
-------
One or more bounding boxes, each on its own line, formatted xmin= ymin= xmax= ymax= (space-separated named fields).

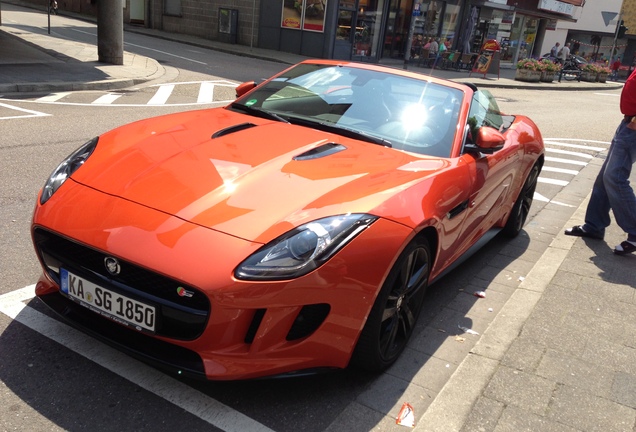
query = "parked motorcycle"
xmin=541 ymin=53 xmax=584 ymax=81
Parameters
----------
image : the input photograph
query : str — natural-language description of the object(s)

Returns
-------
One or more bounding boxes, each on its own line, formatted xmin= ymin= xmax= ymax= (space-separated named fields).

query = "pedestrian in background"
xmin=611 ymin=58 xmax=621 ymax=81
xmin=565 ymin=69 xmax=636 ymax=255
xmin=550 ymin=42 xmax=560 ymax=58
xmin=559 ymin=42 xmax=571 ymax=62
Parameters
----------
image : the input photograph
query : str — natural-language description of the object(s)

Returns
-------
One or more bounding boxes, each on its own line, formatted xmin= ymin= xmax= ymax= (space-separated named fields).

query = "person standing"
xmin=560 ymin=42 xmax=571 ymax=62
xmin=611 ymin=58 xmax=621 ymax=81
xmin=550 ymin=42 xmax=561 ymax=58
xmin=565 ymin=69 xmax=636 ymax=255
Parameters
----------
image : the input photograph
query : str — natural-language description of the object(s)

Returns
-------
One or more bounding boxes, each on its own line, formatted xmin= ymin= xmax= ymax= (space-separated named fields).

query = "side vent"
xmin=293 ymin=143 xmax=346 ymax=161
xmin=212 ymin=122 xmax=257 ymax=139
xmin=244 ymin=309 xmax=266 ymax=344
xmin=286 ymin=304 xmax=330 ymax=341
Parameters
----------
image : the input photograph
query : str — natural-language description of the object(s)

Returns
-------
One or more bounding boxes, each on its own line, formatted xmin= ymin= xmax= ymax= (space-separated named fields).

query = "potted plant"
xmin=515 ymin=58 xmax=542 ymax=82
xmin=597 ymin=65 xmax=611 ymax=83
xmin=540 ymin=59 xmax=561 ymax=82
xmin=581 ymin=63 xmax=600 ymax=82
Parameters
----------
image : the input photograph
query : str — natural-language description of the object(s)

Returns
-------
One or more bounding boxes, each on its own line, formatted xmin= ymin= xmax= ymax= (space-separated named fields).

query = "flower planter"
xmin=540 ymin=71 xmax=556 ymax=82
xmin=597 ymin=73 xmax=608 ymax=83
xmin=581 ymin=71 xmax=597 ymax=82
xmin=515 ymin=69 xmax=541 ymax=82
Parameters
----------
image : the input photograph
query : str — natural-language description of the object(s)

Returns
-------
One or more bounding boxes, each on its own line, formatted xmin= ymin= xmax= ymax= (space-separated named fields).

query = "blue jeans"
xmin=583 ymin=119 xmax=636 ymax=242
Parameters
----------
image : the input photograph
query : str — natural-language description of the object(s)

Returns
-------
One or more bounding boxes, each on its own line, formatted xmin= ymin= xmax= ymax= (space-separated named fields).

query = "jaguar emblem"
xmin=104 ymin=257 xmax=121 ymax=276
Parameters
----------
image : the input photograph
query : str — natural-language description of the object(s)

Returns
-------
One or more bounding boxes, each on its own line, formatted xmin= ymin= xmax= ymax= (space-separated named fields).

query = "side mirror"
xmin=235 ymin=81 xmax=257 ymax=98
xmin=464 ymin=126 xmax=505 ymax=154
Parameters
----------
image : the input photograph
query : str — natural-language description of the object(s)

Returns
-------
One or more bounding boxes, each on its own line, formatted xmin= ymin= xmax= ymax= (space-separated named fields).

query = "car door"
xmin=452 ymin=90 xmax=522 ymax=255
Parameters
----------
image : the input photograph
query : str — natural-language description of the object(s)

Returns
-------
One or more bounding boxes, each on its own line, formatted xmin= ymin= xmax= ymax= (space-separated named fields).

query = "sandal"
xmin=564 ymin=225 xmax=603 ymax=240
xmin=614 ymin=241 xmax=636 ymax=256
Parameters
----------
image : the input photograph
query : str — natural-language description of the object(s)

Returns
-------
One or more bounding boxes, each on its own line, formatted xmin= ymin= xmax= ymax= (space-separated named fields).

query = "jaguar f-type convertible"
xmin=32 ymin=60 xmax=544 ymax=380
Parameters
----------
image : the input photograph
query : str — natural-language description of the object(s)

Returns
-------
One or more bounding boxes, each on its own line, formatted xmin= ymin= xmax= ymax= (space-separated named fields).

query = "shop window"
xmin=164 ymin=0 xmax=181 ymax=16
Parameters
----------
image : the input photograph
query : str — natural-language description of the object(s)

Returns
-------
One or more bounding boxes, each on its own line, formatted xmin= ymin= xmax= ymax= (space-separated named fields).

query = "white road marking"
xmin=1 ymin=81 xmax=238 ymax=107
xmin=545 ymin=148 xmax=594 ymax=159
xmin=544 ymin=156 xmax=588 ymax=166
xmin=0 ymin=102 xmax=51 ymax=120
xmin=534 ymin=192 xmax=574 ymax=207
xmin=0 ymin=286 xmax=274 ymax=432
xmin=543 ymin=138 xmax=611 ymax=145
xmin=198 ymin=82 xmax=215 ymax=104
xmin=147 ymin=84 xmax=175 ymax=105
xmin=36 ymin=92 xmax=71 ymax=102
xmin=543 ymin=141 xmax=607 ymax=152
xmin=93 ymin=93 xmax=123 ymax=105
xmin=541 ymin=166 xmax=579 ymax=175
xmin=538 ymin=177 xmax=569 ymax=186
xmin=125 ymin=41 xmax=208 ymax=65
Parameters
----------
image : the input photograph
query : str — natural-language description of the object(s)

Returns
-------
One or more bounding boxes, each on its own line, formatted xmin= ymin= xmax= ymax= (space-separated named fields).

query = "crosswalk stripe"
xmin=544 ymin=156 xmax=588 ymax=166
xmin=543 ymin=141 xmax=607 ymax=152
xmin=148 ymin=84 xmax=174 ymax=105
xmin=538 ymin=177 xmax=569 ymax=186
xmin=93 ymin=93 xmax=123 ymax=105
xmin=545 ymin=148 xmax=594 ymax=159
xmin=541 ymin=166 xmax=579 ymax=175
xmin=37 ymin=92 xmax=71 ymax=102
xmin=197 ymin=82 xmax=215 ymax=104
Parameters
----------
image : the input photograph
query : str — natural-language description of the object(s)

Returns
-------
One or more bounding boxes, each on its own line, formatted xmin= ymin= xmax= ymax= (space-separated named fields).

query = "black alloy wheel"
xmin=503 ymin=163 xmax=541 ymax=237
xmin=351 ymin=237 xmax=431 ymax=372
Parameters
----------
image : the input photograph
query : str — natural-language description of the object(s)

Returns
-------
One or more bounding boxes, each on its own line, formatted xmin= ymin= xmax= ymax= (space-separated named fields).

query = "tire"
xmin=351 ymin=237 xmax=431 ymax=372
xmin=502 ymin=163 xmax=541 ymax=237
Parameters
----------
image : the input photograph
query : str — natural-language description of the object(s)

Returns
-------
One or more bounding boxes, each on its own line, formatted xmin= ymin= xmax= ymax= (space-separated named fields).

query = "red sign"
xmin=481 ymin=39 xmax=501 ymax=52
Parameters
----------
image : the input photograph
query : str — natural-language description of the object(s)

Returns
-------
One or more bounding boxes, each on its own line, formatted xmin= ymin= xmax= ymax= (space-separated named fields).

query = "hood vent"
xmin=293 ymin=143 xmax=346 ymax=161
xmin=212 ymin=122 xmax=257 ymax=139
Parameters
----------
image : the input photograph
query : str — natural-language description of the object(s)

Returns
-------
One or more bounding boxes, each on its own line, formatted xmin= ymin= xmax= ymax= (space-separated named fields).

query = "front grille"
xmin=33 ymin=228 xmax=210 ymax=340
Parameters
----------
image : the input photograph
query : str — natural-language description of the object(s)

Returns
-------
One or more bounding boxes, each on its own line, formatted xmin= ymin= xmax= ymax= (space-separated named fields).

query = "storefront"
xmin=471 ymin=7 xmax=540 ymax=63
xmin=259 ymin=0 xmax=579 ymax=63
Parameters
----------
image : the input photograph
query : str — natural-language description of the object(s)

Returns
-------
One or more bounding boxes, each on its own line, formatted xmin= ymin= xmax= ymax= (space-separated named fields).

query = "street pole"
xmin=403 ymin=0 xmax=421 ymax=70
xmin=610 ymin=9 xmax=622 ymax=62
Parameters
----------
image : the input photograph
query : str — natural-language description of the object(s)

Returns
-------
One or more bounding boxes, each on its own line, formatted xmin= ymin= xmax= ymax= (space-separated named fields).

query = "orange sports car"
xmin=32 ymin=60 xmax=544 ymax=380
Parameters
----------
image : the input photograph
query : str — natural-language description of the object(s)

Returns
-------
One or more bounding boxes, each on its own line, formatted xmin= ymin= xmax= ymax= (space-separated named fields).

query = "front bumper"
xmin=32 ymin=182 xmax=413 ymax=380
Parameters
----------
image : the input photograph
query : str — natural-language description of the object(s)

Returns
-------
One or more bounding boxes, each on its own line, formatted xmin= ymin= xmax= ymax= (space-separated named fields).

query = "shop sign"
xmin=471 ymin=39 xmax=501 ymax=79
xmin=537 ymin=0 xmax=574 ymax=16
xmin=281 ymin=0 xmax=327 ymax=32
xmin=557 ymin=0 xmax=584 ymax=5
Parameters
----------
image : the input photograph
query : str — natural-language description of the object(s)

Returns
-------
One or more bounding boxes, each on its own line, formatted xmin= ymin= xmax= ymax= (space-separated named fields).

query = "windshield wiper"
xmin=287 ymin=117 xmax=392 ymax=148
xmin=230 ymin=102 xmax=290 ymax=123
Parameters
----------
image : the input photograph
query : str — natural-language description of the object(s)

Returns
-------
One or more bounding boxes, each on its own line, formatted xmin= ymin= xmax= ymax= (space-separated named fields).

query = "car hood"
xmin=73 ymin=109 xmax=448 ymax=243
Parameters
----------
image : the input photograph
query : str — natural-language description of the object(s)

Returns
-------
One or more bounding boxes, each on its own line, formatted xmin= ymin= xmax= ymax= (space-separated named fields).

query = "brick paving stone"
xmin=547 ymin=384 xmax=636 ymax=432
xmin=459 ymin=396 xmax=504 ymax=432
xmin=493 ymin=405 xmax=580 ymax=432
xmin=483 ymin=366 xmax=555 ymax=416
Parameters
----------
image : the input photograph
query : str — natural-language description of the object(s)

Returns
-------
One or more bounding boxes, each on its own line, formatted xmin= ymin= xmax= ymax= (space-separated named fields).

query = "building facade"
xmin=547 ymin=0 xmax=626 ymax=64
xmin=36 ymin=0 xmax=588 ymax=64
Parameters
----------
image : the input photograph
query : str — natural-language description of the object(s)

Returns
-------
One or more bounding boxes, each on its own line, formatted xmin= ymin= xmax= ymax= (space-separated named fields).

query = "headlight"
xmin=40 ymin=137 xmax=98 ymax=205
xmin=235 ymin=214 xmax=378 ymax=280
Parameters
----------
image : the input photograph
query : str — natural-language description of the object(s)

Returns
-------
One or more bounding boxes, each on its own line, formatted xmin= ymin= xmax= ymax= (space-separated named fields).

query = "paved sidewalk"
xmin=2 ymin=3 xmax=636 ymax=432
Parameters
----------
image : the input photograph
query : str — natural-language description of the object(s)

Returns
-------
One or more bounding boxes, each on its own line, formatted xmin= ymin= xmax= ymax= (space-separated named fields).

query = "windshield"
xmin=232 ymin=64 xmax=464 ymax=158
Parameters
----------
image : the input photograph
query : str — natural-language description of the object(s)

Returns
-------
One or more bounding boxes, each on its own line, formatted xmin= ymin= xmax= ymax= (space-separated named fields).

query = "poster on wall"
xmin=281 ymin=0 xmax=302 ymax=29
xmin=281 ymin=0 xmax=326 ymax=32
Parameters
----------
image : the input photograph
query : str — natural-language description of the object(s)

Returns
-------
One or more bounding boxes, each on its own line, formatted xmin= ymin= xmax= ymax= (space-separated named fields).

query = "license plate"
xmin=60 ymin=268 xmax=156 ymax=332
